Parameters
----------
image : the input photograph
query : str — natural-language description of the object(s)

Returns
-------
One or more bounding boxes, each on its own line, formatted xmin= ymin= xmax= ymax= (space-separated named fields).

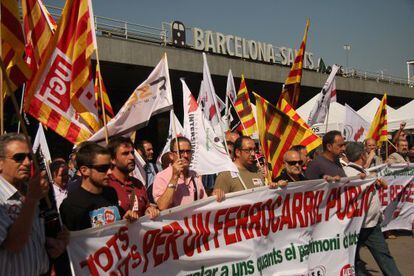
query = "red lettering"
xmin=279 ymin=194 xmax=293 ymax=230
xmin=164 ymin=221 xmax=184 ymax=261
xmin=213 ymin=208 xmax=227 ymax=248
xmin=248 ymin=202 xmax=262 ymax=237
xmin=291 ymin=192 xmax=305 ymax=227
xmin=325 ymin=188 xmax=337 ymax=221
xmin=224 ymin=206 xmax=239 ymax=245
xmin=142 ymin=229 xmax=159 ymax=273
xmin=94 ymin=246 xmax=113 ymax=272
xmin=235 ymin=204 xmax=252 ymax=241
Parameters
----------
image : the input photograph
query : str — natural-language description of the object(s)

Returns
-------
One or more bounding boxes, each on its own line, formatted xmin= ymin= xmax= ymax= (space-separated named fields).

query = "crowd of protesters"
xmin=0 ymin=120 xmax=412 ymax=275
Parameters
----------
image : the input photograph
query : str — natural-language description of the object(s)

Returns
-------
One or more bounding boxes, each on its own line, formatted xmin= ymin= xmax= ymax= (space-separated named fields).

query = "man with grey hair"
xmin=344 ymin=142 xmax=401 ymax=276
xmin=0 ymin=133 xmax=67 ymax=275
xmin=364 ymin=138 xmax=383 ymax=168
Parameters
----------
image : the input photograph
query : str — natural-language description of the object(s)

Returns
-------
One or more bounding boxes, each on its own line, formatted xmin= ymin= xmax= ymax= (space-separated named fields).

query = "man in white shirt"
xmin=344 ymin=142 xmax=401 ymax=276
xmin=50 ymin=159 xmax=69 ymax=209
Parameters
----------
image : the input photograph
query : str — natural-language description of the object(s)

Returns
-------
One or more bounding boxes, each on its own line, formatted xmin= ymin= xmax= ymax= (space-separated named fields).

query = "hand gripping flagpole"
xmin=0 ymin=56 xmax=52 ymax=208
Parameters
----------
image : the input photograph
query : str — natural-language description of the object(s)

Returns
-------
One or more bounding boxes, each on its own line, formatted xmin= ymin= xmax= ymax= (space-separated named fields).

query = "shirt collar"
xmin=0 ymin=175 xmax=19 ymax=203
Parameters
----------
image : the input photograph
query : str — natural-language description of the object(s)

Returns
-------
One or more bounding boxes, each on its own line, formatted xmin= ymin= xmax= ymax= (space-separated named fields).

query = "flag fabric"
xmin=1 ymin=0 xmax=32 ymax=94
xmin=94 ymin=63 xmax=114 ymax=126
xmin=88 ymin=55 xmax=173 ymax=143
xmin=32 ymin=123 xmax=52 ymax=165
xmin=254 ymin=92 xmax=321 ymax=178
xmin=234 ymin=75 xmax=257 ymax=136
xmin=307 ymin=64 xmax=340 ymax=125
xmin=366 ymin=94 xmax=388 ymax=146
xmin=277 ymin=19 xmax=310 ymax=109
xmin=24 ymin=0 xmax=100 ymax=143
xmin=132 ymin=149 xmax=147 ymax=187
xmin=182 ymin=79 xmax=237 ymax=175
xmin=226 ymin=69 xmax=237 ymax=104
xmin=344 ymin=104 xmax=370 ymax=142
xmin=157 ymin=109 xmax=184 ymax=166
xmin=22 ymin=0 xmax=57 ymax=73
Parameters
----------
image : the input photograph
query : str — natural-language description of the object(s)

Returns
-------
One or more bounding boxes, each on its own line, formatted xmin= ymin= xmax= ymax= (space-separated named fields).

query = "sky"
xmin=44 ymin=0 xmax=413 ymax=79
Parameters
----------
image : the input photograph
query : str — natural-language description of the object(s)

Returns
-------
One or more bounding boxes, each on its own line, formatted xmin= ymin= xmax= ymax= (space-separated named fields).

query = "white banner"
xmin=308 ymin=64 xmax=340 ymax=126
xmin=344 ymin=104 xmax=370 ymax=142
xmin=68 ymin=178 xmax=375 ymax=275
xmin=89 ymin=55 xmax=173 ymax=142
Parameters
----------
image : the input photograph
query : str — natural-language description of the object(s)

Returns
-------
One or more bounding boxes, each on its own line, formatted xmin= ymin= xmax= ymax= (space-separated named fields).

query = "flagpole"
xmin=325 ymin=104 xmax=331 ymax=134
xmin=0 ymin=16 xmax=3 ymax=135
xmin=17 ymin=83 xmax=26 ymax=133
xmin=0 ymin=56 xmax=51 ymax=207
xmin=95 ymin=49 xmax=109 ymax=144
xmin=171 ymin=109 xmax=181 ymax=158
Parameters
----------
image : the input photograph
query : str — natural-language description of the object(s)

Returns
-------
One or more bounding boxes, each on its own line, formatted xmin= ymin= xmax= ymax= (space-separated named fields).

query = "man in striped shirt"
xmin=0 ymin=133 xmax=67 ymax=275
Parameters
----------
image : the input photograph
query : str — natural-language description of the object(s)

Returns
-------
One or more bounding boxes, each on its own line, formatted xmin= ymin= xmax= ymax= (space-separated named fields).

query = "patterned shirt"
xmin=0 ymin=176 xmax=49 ymax=276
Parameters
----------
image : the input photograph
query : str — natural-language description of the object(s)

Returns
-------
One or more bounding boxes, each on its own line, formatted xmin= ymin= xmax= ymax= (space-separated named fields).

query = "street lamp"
xmin=343 ymin=44 xmax=351 ymax=73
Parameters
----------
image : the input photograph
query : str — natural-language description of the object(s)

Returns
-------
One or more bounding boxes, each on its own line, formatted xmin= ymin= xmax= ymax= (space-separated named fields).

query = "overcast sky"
xmin=45 ymin=0 xmax=413 ymax=79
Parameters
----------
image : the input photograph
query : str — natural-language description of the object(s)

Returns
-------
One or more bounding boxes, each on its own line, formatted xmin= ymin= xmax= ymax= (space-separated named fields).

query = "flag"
xmin=182 ymin=79 xmax=237 ymax=175
xmin=88 ymin=55 xmax=173 ymax=142
xmin=24 ymin=0 xmax=100 ymax=141
xmin=226 ymin=69 xmax=237 ymax=104
xmin=307 ymin=64 xmax=340 ymax=125
xmin=157 ymin=109 xmax=184 ymax=166
xmin=22 ymin=0 xmax=57 ymax=73
xmin=1 ymin=0 xmax=32 ymax=94
xmin=94 ymin=63 xmax=114 ymax=126
xmin=32 ymin=123 xmax=52 ymax=164
xmin=132 ymin=150 xmax=147 ymax=187
xmin=344 ymin=104 xmax=370 ymax=142
xmin=254 ymin=92 xmax=321 ymax=178
xmin=277 ymin=19 xmax=310 ymax=108
xmin=234 ymin=75 xmax=257 ymax=136
xmin=198 ymin=53 xmax=223 ymax=129
xmin=366 ymin=94 xmax=388 ymax=146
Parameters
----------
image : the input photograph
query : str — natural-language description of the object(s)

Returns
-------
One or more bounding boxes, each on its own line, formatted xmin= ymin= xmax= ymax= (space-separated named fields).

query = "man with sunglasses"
xmin=213 ymin=136 xmax=265 ymax=194
xmin=60 ymin=143 xmax=140 ymax=231
xmin=0 ymin=133 xmax=67 ymax=275
xmin=272 ymin=149 xmax=307 ymax=186
xmin=107 ymin=137 xmax=159 ymax=218
xmin=153 ymin=136 xmax=223 ymax=210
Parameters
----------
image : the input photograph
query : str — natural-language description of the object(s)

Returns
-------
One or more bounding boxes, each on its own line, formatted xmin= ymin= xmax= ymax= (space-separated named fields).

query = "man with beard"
xmin=107 ymin=137 xmax=159 ymax=218
xmin=213 ymin=136 xmax=265 ymax=194
xmin=388 ymin=139 xmax=410 ymax=164
xmin=153 ymin=136 xmax=224 ymax=210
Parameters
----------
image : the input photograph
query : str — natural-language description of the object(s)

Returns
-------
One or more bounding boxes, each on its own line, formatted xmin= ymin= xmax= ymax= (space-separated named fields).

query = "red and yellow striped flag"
xmin=22 ymin=0 xmax=57 ymax=73
xmin=277 ymin=19 xmax=310 ymax=109
xmin=234 ymin=75 xmax=257 ymax=136
xmin=24 ymin=0 xmax=99 ymax=143
xmin=1 ymin=0 xmax=32 ymax=95
xmin=366 ymin=93 xmax=388 ymax=146
xmin=254 ymin=92 xmax=320 ymax=178
xmin=94 ymin=63 xmax=114 ymax=126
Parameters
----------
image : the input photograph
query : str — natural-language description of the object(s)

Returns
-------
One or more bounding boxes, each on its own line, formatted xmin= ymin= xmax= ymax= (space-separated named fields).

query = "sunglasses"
xmin=3 ymin=152 xmax=32 ymax=163
xmin=285 ymin=160 xmax=303 ymax=166
xmin=87 ymin=164 xmax=111 ymax=173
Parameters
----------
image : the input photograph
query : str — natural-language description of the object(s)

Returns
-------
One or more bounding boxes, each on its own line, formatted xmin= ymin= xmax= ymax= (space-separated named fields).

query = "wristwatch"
xmin=167 ymin=183 xmax=177 ymax=189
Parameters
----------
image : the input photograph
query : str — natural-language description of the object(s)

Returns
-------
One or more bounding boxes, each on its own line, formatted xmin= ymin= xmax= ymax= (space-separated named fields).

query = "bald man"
xmin=272 ymin=149 xmax=307 ymax=185
xmin=364 ymin=138 xmax=383 ymax=168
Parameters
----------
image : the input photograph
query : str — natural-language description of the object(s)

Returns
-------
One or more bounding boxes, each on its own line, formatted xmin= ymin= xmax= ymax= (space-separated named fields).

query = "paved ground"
xmin=359 ymin=231 xmax=413 ymax=275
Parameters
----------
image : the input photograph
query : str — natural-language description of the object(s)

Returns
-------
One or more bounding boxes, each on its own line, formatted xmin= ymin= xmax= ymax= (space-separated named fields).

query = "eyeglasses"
xmin=87 ymin=164 xmax=111 ymax=173
xmin=240 ymin=148 xmax=256 ymax=154
xmin=172 ymin=149 xmax=193 ymax=155
xmin=2 ymin=152 xmax=32 ymax=163
xmin=285 ymin=160 xmax=303 ymax=166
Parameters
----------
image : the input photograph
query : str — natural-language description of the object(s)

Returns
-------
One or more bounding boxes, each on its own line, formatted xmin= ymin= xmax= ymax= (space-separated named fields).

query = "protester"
xmin=290 ymin=144 xmax=309 ymax=171
xmin=107 ymin=137 xmax=159 ymax=217
xmin=160 ymin=151 xmax=174 ymax=169
xmin=66 ymin=141 xmax=96 ymax=193
xmin=387 ymin=139 xmax=410 ymax=164
xmin=343 ymin=142 xmax=401 ymax=276
xmin=0 ymin=133 xmax=67 ymax=275
xmin=392 ymin=121 xmax=407 ymax=144
xmin=50 ymin=159 xmax=69 ymax=209
xmin=153 ymin=136 xmax=224 ymax=210
xmin=305 ymin=130 xmax=346 ymax=179
xmin=225 ymin=131 xmax=240 ymax=143
xmin=60 ymin=143 xmax=142 ymax=231
xmin=226 ymin=140 xmax=235 ymax=160
xmin=408 ymin=143 xmax=414 ymax=163
xmin=364 ymin=138 xmax=383 ymax=168
xmin=137 ymin=139 xmax=159 ymax=187
xmin=272 ymin=149 xmax=307 ymax=186
xmin=214 ymin=136 xmax=265 ymax=194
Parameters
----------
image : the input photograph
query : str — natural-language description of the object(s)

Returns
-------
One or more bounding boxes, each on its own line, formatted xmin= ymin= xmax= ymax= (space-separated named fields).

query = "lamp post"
xmin=343 ymin=44 xmax=351 ymax=74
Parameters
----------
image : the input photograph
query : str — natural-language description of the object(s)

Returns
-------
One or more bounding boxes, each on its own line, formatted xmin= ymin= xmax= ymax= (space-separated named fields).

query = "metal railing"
xmin=44 ymin=5 xmax=412 ymax=87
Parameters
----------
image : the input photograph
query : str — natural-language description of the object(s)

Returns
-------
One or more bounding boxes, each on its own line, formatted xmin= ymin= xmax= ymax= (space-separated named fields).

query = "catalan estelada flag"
xmin=24 ymin=0 xmax=99 ymax=143
xmin=94 ymin=63 xmax=114 ymax=126
xmin=254 ymin=92 xmax=320 ymax=178
xmin=234 ymin=75 xmax=257 ymax=136
xmin=366 ymin=94 xmax=388 ymax=146
xmin=22 ymin=0 xmax=57 ymax=73
xmin=277 ymin=19 xmax=310 ymax=109
xmin=1 ymin=0 xmax=32 ymax=95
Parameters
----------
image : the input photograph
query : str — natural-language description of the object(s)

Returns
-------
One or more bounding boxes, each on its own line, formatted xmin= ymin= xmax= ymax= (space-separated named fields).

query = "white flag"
xmin=308 ymin=64 xmax=340 ymax=125
xmin=132 ymin=150 xmax=147 ymax=185
xmin=32 ymin=123 xmax=52 ymax=164
xmin=344 ymin=104 xmax=370 ymax=142
xmin=157 ymin=110 xmax=185 ymax=165
xmin=226 ymin=69 xmax=237 ymax=104
xmin=89 ymin=55 xmax=173 ymax=142
xmin=182 ymin=79 xmax=238 ymax=175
